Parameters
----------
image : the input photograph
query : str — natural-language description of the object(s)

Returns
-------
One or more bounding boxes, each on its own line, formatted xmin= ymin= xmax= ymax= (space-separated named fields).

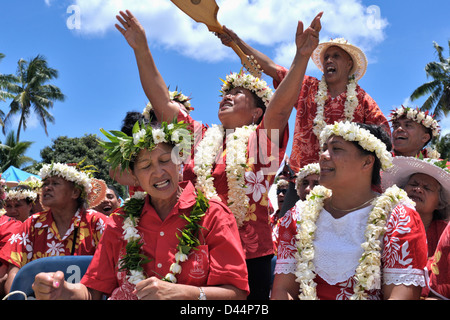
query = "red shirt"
xmin=179 ymin=110 xmax=289 ymax=260
xmin=0 ymin=214 xmax=21 ymax=252
xmin=429 ymin=223 xmax=450 ymax=299
xmin=0 ymin=208 xmax=107 ymax=268
xmin=81 ymin=181 xmax=249 ymax=299
xmin=275 ymin=66 xmax=390 ymax=172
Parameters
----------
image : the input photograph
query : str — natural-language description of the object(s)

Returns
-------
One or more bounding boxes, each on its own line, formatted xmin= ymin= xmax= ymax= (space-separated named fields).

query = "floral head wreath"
xmin=39 ymin=160 xmax=106 ymax=208
xmin=143 ymin=89 xmax=193 ymax=118
xmin=390 ymin=105 xmax=440 ymax=137
xmin=100 ymin=120 xmax=192 ymax=171
xmin=39 ymin=162 xmax=93 ymax=197
xmin=220 ymin=69 xmax=273 ymax=107
xmin=295 ymin=163 xmax=320 ymax=189
xmin=0 ymin=175 xmax=6 ymax=202
xmin=5 ymin=188 xmax=37 ymax=202
xmin=319 ymin=121 xmax=393 ymax=170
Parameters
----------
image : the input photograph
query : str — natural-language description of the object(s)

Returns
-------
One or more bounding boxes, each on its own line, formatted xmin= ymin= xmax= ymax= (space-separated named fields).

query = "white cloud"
xmin=64 ymin=0 xmax=388 ymax=65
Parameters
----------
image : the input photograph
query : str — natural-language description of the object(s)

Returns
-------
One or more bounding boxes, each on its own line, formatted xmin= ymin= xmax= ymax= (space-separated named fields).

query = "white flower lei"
xmin=313 ymin=75 xmax=358 ymax=137
xmin=39 ymin=163 xmax=92 ymax=196
xmin=6 ymin=189 xmax=37 ymax=202
xmin=295 ymin=185 xmax=413 ymax=300
xmin=319 ymin=121 xmax=393 ymax=171
xmin=193 ymin=124 xmax=257 ymax=227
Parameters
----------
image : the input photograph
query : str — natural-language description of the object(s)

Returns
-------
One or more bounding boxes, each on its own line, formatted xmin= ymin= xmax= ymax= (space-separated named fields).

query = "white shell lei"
xmin=295 ymin=185 xmax=414 ymax=300
xmin=193 ymin=124 xmax=257 ymax=227
xmin=313 ymin=76 xmax=358 ymax=137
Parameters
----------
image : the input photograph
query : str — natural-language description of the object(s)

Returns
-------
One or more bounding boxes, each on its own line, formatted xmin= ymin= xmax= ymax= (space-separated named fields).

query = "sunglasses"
xmin=277 ymin=189 xmax=288 ymax=195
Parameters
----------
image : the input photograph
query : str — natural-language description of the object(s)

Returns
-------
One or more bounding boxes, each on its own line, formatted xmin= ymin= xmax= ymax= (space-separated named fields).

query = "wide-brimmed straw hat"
xmin=312 ymin=38 xmax=368 ymax=81
xmin=381 ymin=156 xmax=450 ymax=216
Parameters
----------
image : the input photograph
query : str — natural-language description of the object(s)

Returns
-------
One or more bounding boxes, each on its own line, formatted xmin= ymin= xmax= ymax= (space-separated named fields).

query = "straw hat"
xmin=381 ymin=156 xmax=450 ymax=216
xmin=312 ymin=38 xmax=368 ymax=81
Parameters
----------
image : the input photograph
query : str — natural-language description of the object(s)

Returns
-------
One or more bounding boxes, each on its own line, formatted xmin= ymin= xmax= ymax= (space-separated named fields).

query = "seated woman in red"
xmin=0 ymin=162 xmax=108 ymax=294
xmin=32 ymin=120 xmax=249 ymax=300
xmin=272 ymin=122 xmax=428 ymax=300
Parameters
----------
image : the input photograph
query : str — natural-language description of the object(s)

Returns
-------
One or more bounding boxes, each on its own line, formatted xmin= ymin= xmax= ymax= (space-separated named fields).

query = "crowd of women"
xmin=0 ymin=10 xmax=448 ymax=300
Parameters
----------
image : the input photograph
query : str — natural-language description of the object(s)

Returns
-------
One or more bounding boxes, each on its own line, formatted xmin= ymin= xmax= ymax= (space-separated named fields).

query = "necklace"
xmin=194 ymin=123 xmax=257 ymax=227
xmin=295 ymin=185 xmax=413 ymax=300
xmin=328 ymin=196 xmax=376 ymax=213
xmin=313 ymin=75 xmax=358 ymax=137
xmin=119 ymin=189 xmax=209 ymax=285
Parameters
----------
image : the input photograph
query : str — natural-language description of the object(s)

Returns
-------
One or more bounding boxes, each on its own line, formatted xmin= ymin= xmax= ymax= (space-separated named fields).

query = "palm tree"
xmin=410 ymin=41 xmax=450 ymax=120
xmin=0 ymin=130 xmax=35 ymax=172
xmin=0 ymin=53 xmax=16 ymax=128
xmin=2 ymin=54 xmax=65 ymax=141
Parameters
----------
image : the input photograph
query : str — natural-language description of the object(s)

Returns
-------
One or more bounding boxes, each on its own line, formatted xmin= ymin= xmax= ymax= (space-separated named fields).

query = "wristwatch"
xmin=198 ymin=287 xmax=207 ymax=300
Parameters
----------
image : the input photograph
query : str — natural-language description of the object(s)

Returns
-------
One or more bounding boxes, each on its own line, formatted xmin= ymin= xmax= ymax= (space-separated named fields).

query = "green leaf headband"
xmin=99 ymin=120 xmax=192 ymax=171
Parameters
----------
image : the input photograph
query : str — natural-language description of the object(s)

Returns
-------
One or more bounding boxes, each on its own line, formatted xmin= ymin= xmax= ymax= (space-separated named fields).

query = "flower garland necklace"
xmin=295 ymin=185 xmax=413 ymax=300
xmin=119 ymin=190 xmax=209 ymax=285
xmin=313 ymin=75 xmax=358 ymax=137
xmin=193 ymin=124 xmax=257 ymax=227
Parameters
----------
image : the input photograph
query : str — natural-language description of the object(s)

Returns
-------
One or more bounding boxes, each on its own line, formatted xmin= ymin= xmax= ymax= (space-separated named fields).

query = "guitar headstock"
xmin=242 ymin=55 xmax=262 ymax=78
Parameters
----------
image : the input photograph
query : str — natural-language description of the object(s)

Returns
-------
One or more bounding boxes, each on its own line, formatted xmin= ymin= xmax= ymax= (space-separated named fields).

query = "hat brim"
xmin=88 ymin=178 xmax=107 ymax=209
xmin=381 ymin=156 xmax=450 ymax=203
xmin=312 ymin=41 xmax=368 ymax=81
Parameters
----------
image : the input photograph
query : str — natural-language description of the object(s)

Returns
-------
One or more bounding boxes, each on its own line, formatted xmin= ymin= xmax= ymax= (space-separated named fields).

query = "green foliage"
xmin=435 ymin=133 xmax=450 ymax=160
xmin=410 ymin=41 xmax=450 ymax=119
xmin=1 ymin=54 xmax=65 ymax=141
xmin=0 ymin=130 xmax=35 ymax=171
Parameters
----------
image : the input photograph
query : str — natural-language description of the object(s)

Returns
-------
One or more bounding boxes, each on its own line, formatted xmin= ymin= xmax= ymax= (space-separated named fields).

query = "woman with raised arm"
xmin=114 ymin=10 xmax=322 ymax=299
xmin=272 ymin=122 xmax=427 ymax=300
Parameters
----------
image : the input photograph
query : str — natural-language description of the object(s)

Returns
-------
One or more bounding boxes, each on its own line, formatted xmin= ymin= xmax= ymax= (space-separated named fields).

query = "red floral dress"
xmin=179 ymin=110 xmax=288 ymax=260
xmin=275 ymin=66 xmax=389 ymax=172
xmin=428 ymin=223 xmax=450 ymax=299
xmin=275 ymin=200 xmax=427 ymax=300
xmin=0 ymin=208 xmax=107 ymax=268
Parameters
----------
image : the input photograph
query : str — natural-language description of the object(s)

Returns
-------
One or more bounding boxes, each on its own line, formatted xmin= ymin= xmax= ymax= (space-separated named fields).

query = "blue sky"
xmin=1 ymin=0 xmax=449 ymax=164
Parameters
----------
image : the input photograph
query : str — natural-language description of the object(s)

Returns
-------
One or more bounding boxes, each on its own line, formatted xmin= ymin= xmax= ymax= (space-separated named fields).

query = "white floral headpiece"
xmin=39 ymin=163 xmax=92 ymax=196
xmin=6 ymin=189 xmax=37 ymax=202
xmin=320 ymin=121 xmax=393 ymax=170
xmin=296 ymin=163 xmax=321 ymax=188
xmin=143 ymin=90 xmax=193 ymax=119
xmin=390 ymin=105 xmax=440 ymax=137
xmin=220 ymin=70 xmax=273 ymax=106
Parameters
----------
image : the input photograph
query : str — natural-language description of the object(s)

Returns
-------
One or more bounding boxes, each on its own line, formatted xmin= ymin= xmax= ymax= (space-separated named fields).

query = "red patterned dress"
xmin=428 ymin=223 xmax=450 ymax=299
xmin=275 ymin=199 xmax=428 ymax=299
xmin=0 ymin=208 xmax=107 ymax=268
xmin=275 ymin=66 xmax=389 ymax=172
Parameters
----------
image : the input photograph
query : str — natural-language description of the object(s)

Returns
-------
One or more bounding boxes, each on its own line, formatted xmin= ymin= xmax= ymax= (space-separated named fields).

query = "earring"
xmin=252 ymin=114 xmax=256 ymax=125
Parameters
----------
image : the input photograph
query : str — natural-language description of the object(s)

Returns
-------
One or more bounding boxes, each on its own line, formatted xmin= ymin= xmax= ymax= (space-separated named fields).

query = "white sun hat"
xmin=312 ymin=38 xmax=368 ymax=81
xmin=381 ymin=156 xmax=450 ymax=216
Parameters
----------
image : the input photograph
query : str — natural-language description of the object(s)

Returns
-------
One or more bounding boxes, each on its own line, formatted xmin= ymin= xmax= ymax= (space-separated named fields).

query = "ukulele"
xmin=170 ymin=0 xmax=261 ymax=78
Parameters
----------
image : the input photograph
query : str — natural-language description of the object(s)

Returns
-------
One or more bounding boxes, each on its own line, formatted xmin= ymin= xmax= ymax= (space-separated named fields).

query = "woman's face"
xmin=41 ymin=176 xmax=81 ymax=209
xmin=218 ymin=87 xmax=262 ymax=129
xmin=404 ymin=173 xmax=441 ymax=217
xmin=4 ymin=199 xmax=33 ymax=222
xmin=319 ymin=135 xmax=371 ymax=190
xmin=132 ymin=143 xmax=181 ymax=201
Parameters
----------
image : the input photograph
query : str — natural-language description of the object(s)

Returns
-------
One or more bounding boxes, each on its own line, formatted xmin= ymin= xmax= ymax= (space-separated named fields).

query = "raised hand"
xmin=115 ymin=10 xmax=148 ymax=51
xmin=295 ymin=12 xmax=323 ymax=58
